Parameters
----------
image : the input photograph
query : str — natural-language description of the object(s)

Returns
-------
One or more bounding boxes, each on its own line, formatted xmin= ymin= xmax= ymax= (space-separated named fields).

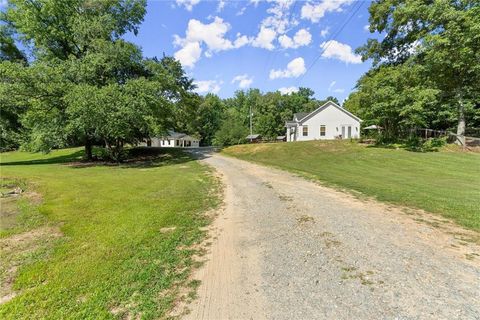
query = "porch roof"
xmin=285 ymin=121 xmax=298 ymax=127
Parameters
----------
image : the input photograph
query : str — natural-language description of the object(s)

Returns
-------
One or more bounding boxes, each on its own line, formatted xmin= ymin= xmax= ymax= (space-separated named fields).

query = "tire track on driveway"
xmin=184 ymin=150 xmax=480 ymax=320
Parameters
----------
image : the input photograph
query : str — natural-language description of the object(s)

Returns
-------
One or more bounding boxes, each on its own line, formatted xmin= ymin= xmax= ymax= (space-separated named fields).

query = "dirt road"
xmin=185 ymin=151 xmax=480 ymax=320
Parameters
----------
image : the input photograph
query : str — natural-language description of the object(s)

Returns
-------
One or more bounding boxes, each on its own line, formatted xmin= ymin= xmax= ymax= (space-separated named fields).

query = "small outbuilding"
xmin=246 ymin=134 xmax=262 ymax=143
xmin=276 ymin=136 xmax=286 ymax=142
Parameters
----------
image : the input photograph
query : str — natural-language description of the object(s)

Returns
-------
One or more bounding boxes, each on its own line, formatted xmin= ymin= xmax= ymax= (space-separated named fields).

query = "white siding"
xmin=294 ymin=104 xmax=360 ymax=141
xmin=151 ymin=138 xmax=176 ymax=147
xmin=148 ymin=137 xmax=199 ymax=148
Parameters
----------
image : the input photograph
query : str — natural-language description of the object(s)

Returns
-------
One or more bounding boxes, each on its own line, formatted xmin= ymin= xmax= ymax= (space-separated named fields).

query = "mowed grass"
xmin=223 ymin=141 xmax=480 ymax=231
xmin=0 ymin=147 xmax=219 ymax=319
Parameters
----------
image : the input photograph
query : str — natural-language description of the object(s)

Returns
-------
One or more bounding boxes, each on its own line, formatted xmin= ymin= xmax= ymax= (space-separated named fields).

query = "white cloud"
xmin=278 ymin=86 xmax=299 ymax=95
xmin=250 ymin=0 xmax=260 ymax=6
xmin=232 ymin=74 xmax=254 ymax=89
xmin=237 ymin=6 xmax=247 ymax=16
xmin=301 ymin=0 xmax=353 ymax=23
xmin=176 ymin=0 xmax=200 ymax=11
xmin=269 ymin=57 xmax=306 ymax=79
xmin=328 ymin=80 xmax=345 ymax=93
xmin=174 ymin=17 xmax=249 ymax=67
xmin=182 ymin=17 xmax=239 ymax=52
xmin=174 ymin=42 xmax=202 ymax=68
xmin=260 ymin=0 xmax=297 ymax=35
xmin=320 ymin=27 xmax=330 ymax=38
xmin=194 ymin=80 xmax=222 ymax=94
xmin=320 ymin=40 xmax=362 ymax=64
xmin=217 ymin=0 xmax=226 ymax=12
xmin=328 ymin=80 xmax=336 ymax=91
xmin=234 ymin=34 xmax=250 ymax=47
xmin=278 ymin=28 xmax=312 ymax=49
xmin=252 ymin=26 xmax=277 ymax=50
xmin=363 ymin=24 xmax=370 ymax=32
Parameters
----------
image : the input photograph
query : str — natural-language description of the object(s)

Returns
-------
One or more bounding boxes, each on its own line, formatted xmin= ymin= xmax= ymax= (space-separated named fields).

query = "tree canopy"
xmin=0 ymin=0 xmax=199 ymax=159
xmin=348 ymin=0 xmax=480 ymax=143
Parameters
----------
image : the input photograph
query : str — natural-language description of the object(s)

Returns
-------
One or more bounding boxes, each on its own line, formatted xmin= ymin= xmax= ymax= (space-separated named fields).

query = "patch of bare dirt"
xmin=0 ymin=226 xmax=62 ymax=305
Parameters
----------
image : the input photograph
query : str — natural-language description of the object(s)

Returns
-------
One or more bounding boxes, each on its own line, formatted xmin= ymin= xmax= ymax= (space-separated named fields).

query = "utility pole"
xmin=249 ymin=103 xmax=253 ymax=142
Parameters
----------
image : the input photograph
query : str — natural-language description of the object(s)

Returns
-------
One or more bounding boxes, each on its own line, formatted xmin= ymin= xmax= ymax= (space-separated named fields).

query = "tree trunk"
xmin=85 ymin=137 xmax=93 ymax=161
xmin=456 ymin=95 xmax=466 ymax=146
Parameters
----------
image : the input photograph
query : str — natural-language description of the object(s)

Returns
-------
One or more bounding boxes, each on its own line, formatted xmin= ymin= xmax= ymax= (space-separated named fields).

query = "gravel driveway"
xmin=185 ymin=150 xmax=480 ymax=320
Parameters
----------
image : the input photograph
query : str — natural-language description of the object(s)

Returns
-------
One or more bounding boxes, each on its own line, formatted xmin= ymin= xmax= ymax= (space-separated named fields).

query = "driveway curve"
xmin=185 ymin=150 xmax=480 ymax=320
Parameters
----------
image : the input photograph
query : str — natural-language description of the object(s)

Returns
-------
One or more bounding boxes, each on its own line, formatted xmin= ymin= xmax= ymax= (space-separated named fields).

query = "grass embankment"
xmin=0 ymin=147 xmax=219 ymax=319
xmin=223 ymin=141 xmax=480 ymax=231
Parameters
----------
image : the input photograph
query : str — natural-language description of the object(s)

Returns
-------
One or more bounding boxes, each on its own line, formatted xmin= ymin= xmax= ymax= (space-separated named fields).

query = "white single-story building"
xmin=285 ymin=101 xmax=362 ymax=142
xmin=141 ymin=131 xmax=200 ymax=148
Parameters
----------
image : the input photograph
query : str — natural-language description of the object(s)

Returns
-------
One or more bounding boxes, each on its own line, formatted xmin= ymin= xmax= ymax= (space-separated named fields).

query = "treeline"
xmin=181 ymin=89 xmax=338 ymax=147
xmin=0 ymin=0 xmax=337 ymax=160
xmin=344 ymin=0 xmax=480 ymax=144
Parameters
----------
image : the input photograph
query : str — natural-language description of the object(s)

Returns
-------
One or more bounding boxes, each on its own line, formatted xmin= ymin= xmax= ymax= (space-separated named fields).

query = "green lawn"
xmin=0 ymin=147 xmax=219 ymax=319
xmin=223 ymin=141 xmax=480 ymax=231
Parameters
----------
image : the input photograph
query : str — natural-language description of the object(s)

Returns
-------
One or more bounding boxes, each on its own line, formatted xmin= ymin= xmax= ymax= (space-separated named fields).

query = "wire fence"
xmin=411 ymin=128 xmax=480 ymax=147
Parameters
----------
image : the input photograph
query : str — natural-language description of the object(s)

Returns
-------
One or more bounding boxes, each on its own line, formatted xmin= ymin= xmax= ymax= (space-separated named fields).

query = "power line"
xmin=295 ymin=0 xmax=365 ymax=87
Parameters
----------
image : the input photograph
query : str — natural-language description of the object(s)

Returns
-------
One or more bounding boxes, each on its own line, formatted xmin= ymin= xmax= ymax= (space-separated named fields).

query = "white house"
xmin=285 ymin=101 xmax=362 ymax=142
xmin=141 ymin=131 xmax=200 ymax=148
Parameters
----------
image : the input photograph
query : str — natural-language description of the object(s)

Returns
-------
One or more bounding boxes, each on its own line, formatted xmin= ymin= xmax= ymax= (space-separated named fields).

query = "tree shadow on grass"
xmin=0 ymin=149 xmax=85 ymax=166
xmin=67 ymin=147 xmax=214 ymax=169
xmin=1 ymin=147 xmax=216 ymax=169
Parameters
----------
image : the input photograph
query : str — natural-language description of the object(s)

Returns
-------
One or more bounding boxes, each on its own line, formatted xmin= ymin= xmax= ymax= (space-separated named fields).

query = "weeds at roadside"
xmin=341 ymin=267 xmax=378 ymax=287
xmin=278 ymin=195 xmax=293 ymax=202
xmin=465 ymin=253 xmax=479 ymax=261
xmin=297 ymin=215 xmax=314 ymax=224
xmin=262 ymin=182 xmax=273 ymax=189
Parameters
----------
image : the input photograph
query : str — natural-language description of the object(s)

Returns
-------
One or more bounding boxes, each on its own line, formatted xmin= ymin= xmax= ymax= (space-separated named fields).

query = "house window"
xmin=302 ymin=126 xmax=308 ymax=136
xmin=176 ymin=140 xmax=179 ymax=146
xmin=320 ymin=125 xmax=326 ymax=137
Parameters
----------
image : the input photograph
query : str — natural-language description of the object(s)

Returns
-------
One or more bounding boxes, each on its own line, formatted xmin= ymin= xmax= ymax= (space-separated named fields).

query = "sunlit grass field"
xmin=223 ymin=141 xmax=480 ymax=231
xmin=0 ymin=148 xmax=219 ymax=319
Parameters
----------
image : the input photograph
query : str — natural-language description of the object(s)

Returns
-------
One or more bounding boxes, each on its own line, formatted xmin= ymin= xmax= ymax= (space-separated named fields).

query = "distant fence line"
xmin=412 ymin=128 xmax=480 ymax=147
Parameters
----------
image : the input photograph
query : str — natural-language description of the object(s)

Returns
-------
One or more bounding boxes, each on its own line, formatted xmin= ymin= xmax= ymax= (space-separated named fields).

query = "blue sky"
xmin=122 ymin=0 xmax=379 ymax=101
xmin=1 ymin=0 xmax=380 ymax=101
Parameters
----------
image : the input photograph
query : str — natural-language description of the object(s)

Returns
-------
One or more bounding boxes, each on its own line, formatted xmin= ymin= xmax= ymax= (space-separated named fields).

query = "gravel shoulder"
xmin=185 ymin=151 xmax=480 ymax=320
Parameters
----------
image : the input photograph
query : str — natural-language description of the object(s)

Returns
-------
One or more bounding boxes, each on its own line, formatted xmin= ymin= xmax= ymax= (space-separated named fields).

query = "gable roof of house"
xmin=296 ymin=101 xmax=362 ymax=123
xmin=293 ymin=112 xmax=309 ymax=121
xmin=157 ymin=130 xmax=198 ymax=140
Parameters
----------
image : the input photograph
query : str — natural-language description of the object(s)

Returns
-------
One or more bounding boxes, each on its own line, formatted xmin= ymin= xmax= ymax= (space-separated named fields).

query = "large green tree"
xmin=6 ymin=0 xmax=146 ymax=60
xmin=344 ymin=63 xmax=442 ymax=139
xmin=359 ymin=0 xmax=480 ymax=144
xmin=1 ymin=0 xmax=196 ymax=160
xmin=194 ymin=94 xmax=225 ymax=146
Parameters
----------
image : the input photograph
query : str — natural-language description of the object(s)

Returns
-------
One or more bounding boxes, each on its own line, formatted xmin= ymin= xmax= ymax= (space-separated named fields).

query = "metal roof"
xmin=294 ymin=112 xmax=309 ymax=121
xmin=246 ymin=134 xmax=261 ymax=139
xmin=291 ymin=101 xmax=362 ymax=123
xmin=156 ymin=130 xmax=198 ymax=140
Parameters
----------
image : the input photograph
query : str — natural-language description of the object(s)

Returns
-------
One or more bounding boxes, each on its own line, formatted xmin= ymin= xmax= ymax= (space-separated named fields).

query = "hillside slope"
xmin=223 ymin=141 xmax=480 ymax=231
